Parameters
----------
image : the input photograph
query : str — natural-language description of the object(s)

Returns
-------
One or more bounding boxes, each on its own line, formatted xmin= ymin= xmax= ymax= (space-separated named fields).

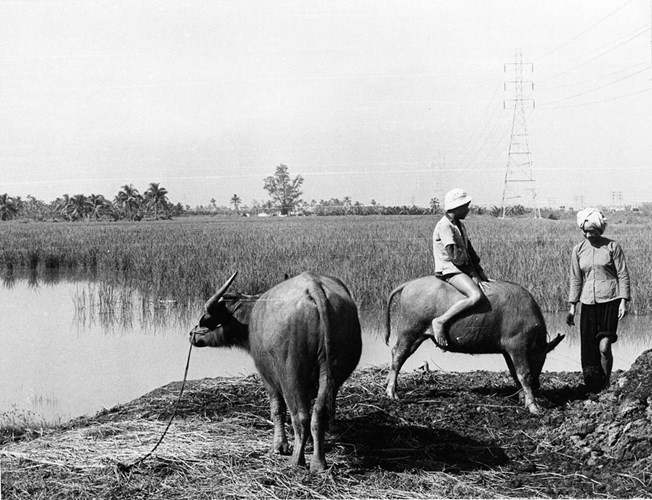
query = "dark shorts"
xmin=580 ymin=300 xmax=620 ymax=344
xmin=436 ymin=271 xmax=463 ymax=283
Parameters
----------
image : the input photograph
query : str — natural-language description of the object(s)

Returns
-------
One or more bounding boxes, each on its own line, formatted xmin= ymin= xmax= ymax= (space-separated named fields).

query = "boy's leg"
xmin=431 ymin=274 xmax=484 ymax=347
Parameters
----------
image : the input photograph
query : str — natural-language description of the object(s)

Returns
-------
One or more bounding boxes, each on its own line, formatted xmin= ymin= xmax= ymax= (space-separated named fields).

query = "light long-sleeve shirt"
xmin=568 ymin=237 xmax=631 ymax=305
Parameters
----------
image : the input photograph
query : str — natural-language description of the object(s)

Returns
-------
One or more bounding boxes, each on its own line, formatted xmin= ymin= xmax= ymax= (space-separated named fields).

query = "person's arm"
xmin=612 ymin=242 xmax=631 ymax=301
xmin=612 ymin=242 xmax=631 ymax=319
xmin=467 ymin=240 xmax=489 ymax=282
xmin=567 ymin=245 xmax=582 ymax=326
xmin=566 ymin=302 xmax=577 ymax=326
xmin=445 ymin=243 xmax=488 ymax=286
xmin=445 ymin=243 xmax=469 ymax=268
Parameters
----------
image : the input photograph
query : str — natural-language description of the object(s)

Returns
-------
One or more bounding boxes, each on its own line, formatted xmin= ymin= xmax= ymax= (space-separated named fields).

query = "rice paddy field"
xmin=3 ymin=213 xmax=652 ymax=498
xmin=0 ymin=213 xmax=651 ymax=316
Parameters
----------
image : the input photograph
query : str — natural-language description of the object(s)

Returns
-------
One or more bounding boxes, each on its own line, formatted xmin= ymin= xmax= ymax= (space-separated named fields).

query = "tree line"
xmin=0 ymin=164 xmax=557 ymax=222
xmin=0 ymin=183 xmax=183 ymax=222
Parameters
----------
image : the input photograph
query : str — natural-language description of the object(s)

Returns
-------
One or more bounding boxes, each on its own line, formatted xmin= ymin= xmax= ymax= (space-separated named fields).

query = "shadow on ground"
xmin=334 ymin=411 xmax=508 ymax=473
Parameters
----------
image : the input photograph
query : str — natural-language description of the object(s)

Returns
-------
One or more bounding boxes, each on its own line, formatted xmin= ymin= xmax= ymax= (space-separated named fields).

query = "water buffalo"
xmin=190 ymin=271 xmax=362 ymax=472
xmin=384 ymin=277 xmax=564 ymax=414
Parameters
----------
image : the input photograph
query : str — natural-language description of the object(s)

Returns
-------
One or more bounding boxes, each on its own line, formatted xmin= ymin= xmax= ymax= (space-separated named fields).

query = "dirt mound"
xmin=616 ymin=349 xmax=652 ymax=401
xmin=553 ymin=350 xmax=652 ymax=472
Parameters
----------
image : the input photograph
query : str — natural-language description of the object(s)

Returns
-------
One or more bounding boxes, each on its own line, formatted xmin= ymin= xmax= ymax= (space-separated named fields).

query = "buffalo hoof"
xmin=527 ymin=402 xmax=542 ymax=415
xmin=309 ymin=457 xmax=328 ymax=473
xmin=290 ymin=453 xmax=306 ymax=468
xmin=274 ymin=442 xmax=291 ymax=456
xmin=385 ymin=387 xmax=399 ymax=400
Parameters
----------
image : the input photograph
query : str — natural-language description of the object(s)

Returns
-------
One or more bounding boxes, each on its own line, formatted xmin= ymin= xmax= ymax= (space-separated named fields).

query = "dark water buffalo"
xmin=384 ymin=277 xmax=564 ymax=414
xmin=190 ymin=271 xmax=362 ymax=472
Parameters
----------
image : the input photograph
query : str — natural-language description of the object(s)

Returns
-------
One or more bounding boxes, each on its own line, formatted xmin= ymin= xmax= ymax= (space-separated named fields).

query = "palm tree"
xmin=230 ymin=194 xmax=242 ymax=214
xmin=54 ymin=194 xmax=71 ymax=220
xmin=115 ymin=184 xmax=142 ymax=220
xmin=67 ymin=194 xmax=91 ymax=221
xmin=0 ymin=193 xmax=18 ymax=221
xmin=429 ymin=197 xmax=440 ymax=214
xmin=13 ymin=196 xmax=23 ymax=213
xmin=343 ymin=196 xmax=352 ymax=214
xmin=88 ymin=194 xmax=110 ymax=220
xmin=144 ymin=182 xmax=169 ymax=219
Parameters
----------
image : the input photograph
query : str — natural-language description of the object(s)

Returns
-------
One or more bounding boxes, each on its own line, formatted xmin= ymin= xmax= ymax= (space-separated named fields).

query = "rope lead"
xmin=117 ymin=338 xmax=194 ymax=474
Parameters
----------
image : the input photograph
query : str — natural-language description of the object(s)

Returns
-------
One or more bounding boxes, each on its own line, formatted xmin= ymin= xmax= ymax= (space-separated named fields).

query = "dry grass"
xmin=3 ymin=368 xmax=650 ymax=499
xmin=1 ymin=375 xmax=492 ymax=499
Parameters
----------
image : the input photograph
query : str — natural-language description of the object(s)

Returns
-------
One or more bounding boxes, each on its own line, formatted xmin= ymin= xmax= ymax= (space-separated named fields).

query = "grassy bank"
xmin=1 ymin=214 xmax=650 ymax=313
xmin=2 ymin=365 xmax=652 ymax=499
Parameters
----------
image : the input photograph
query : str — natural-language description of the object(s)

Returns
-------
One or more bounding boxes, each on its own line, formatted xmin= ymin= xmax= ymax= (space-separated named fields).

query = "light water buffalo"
xmin=190 ymin=271 xmax=362 ymax=472
xmin=384 ymin=277 xmax=564 ymax=414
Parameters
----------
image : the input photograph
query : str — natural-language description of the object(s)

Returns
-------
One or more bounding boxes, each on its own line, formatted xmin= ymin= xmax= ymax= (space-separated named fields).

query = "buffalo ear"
xmin=204 ymin=272 xmax=238 ymax=313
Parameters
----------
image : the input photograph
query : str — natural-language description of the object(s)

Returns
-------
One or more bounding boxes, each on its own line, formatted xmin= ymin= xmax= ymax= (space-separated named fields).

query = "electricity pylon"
xmin=501 ymin=49 xmax=541 ymax=218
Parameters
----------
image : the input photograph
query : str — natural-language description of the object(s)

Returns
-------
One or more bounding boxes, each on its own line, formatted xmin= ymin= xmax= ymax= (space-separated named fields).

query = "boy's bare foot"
xmin=431 ymin=319 xmax=448 ymax=348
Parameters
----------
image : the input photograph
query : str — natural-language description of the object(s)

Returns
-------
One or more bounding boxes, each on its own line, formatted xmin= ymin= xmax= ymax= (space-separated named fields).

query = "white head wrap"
xmin=576 ymin=208 xmax=607 ymax=234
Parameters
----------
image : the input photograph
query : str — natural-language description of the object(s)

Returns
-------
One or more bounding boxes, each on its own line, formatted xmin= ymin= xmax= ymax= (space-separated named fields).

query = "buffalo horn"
xmin=204 ymin=271 xmax=238 ymax=312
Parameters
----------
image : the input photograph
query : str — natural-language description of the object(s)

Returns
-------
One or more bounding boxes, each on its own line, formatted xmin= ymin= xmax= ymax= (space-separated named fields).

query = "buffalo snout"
xmin=189 ymin=327 xmax=211 ymax=347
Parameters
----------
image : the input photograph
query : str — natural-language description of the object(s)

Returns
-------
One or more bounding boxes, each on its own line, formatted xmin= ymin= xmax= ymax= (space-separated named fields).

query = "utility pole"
xmin=501 ymin=49 xmax=540 ymax=218
xmin=611 ymin=191 xmax=623 ymax=211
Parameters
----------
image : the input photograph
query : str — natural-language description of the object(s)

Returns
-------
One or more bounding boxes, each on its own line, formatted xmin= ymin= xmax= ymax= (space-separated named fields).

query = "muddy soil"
xmin=3 ymin=351 xmax=652 ymax=498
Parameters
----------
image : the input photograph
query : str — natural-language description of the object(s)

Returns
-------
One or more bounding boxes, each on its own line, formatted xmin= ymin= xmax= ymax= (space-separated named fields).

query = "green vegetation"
xmin=0 ymin=214 xmax=650 ymax=314
xmin=0 ymin=183 xmax=183 ymax=222
xmin=263 ymin=164 xmax=304 ymax=215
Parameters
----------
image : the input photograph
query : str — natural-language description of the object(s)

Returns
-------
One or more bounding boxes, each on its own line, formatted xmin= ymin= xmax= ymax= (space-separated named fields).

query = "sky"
xmin=1 ymin=0 xmax=651 ymax=209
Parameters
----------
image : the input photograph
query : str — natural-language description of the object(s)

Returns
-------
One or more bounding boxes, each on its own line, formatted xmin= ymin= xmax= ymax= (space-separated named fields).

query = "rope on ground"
xmin=116 ymin=337 xmax=194 ymax=474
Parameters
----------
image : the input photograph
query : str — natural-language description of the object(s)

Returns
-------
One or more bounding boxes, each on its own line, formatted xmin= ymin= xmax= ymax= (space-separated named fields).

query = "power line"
xmin=539 ymin=64 xmax=651 ymax=106
xmin=535 ymin=0 xmax=635 ymax=61
xmin=538 ymin=82 xmax=652 ymax=109
xmin=537 ymin=61 xmax=648 ymax=91
xmin=538 ymin=25 xmax=650 ymax=84
xmin=452 ymin=81 xmax=503 ymax=167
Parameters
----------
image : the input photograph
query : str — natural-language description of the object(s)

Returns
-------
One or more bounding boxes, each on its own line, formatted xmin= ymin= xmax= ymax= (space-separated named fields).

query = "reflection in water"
xmin=71 ymin=282 xmax=198 ymax=335
xmin=1 ymin=272 xmax=651 ymax=426
xmin=1 ymin=267 xmax=17 ymax=288
xmin=2 ymin=267 xmax=65 ymax=290
xmin=0 ymin=276 xmax=254 ymax=425
xmin=27 ymin=391 xmax=60 ymax=409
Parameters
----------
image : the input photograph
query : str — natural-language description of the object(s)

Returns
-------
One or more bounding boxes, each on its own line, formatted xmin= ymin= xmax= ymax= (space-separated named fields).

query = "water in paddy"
xmin=1 ymin=276 xmax=650 ymax=424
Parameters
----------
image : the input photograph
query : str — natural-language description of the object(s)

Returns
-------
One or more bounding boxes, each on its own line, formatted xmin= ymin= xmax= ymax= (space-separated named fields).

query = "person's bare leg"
xmin=599 ymin=336 xmax=613 ymax=388
xmin=431 ymin=274 xmax=483 ymax=347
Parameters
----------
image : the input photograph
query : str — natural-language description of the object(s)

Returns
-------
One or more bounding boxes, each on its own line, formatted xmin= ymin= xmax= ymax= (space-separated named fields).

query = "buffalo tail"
xmin=385 ymin=282 xmax=409 ymax=345
xmin=306 ymin=277 xmax=336 ymax=421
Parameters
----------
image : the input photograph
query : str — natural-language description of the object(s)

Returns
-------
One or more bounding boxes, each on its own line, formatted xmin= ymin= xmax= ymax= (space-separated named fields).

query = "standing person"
xmin=431 ymin=188 xmax=490 ymax=348
xmin=566 ymin=208 xmax=631 ymax=391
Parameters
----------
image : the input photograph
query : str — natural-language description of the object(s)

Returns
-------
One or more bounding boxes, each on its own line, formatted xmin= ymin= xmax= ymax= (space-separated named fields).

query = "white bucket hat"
xmin=444 ymin=188 xmax=472 ymax=211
